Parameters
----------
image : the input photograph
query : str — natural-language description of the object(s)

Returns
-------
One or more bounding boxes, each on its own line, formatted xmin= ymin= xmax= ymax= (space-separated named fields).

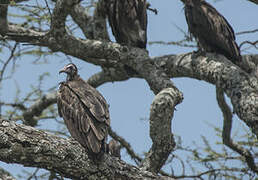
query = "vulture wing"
xmin=185 ymin=1 xmax=241 ymax=62
xmin=57 ymin=79 xmax=110 ymax=155
xmin=105 ymin=0 xmax=147 ymax=48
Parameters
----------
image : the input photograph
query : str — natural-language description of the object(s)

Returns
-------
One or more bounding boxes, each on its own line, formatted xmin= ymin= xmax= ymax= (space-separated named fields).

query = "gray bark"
xmin=0 ymin=119 xmax=174 ymax=180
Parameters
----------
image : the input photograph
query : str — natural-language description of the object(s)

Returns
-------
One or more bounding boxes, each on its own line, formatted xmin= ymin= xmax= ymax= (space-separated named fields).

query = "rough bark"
xmin=140 ymin=88 xmax=180 ymax=173
xmin=156 ymin=53 xmax=258 ymax=137
xmin=0 ymin=119 xmax=174 ymax=180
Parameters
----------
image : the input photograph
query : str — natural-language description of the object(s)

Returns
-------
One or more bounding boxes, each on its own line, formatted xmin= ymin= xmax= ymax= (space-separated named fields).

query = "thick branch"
xmin=155 ymin=53 xmax=258 ymax=137
xmin=69 ymin=3 xmax=94 ymax=39
xmin=216 ymin=87 xmax=258 ymax=173
xmin=140 ymin=88 xmax=178 ymax=173
xmin=86 ymin=68 xmax=133 ymax=88
xmin=0 ymin=119 xmax=174 ymax=180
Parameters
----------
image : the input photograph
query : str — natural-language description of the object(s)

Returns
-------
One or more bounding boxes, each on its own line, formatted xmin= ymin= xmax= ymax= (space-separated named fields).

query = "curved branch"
xmin=86 ymin=68 xmax=132 ymax=88
xmin=216 ymin=87 xmax=258 ymax=173
xmin=155 ymin=53 xmax=258 ymax=137
xmin=140 ymin=88 xmax=179 ymax=173
xmin=0 ymin=119 xmax=174 ymax=180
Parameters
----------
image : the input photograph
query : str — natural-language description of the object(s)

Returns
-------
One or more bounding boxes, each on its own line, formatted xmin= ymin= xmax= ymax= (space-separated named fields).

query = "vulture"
xmin=183 ymin=0 xmax=242 ymax=62
xmin=57 ymin=63 xmax=110 ymax=156
xmin=104 ymin=0 xmax=148 ymax=49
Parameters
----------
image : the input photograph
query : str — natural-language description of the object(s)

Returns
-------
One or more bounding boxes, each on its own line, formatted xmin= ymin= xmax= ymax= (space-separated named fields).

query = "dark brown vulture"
xmin=104 ymin=0 xmax=148 ymax=49
xmin=183 ymin=0 xmax=242 ymax=62
xmin=57 ymin=63 xmax=110 ymax=156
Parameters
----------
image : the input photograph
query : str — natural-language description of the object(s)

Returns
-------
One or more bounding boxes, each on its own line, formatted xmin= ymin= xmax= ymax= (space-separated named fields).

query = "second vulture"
xmin=183 ymin=0 xmax=242 ymax=62
xmin=104 ymin=0 xmax=148 ymax=49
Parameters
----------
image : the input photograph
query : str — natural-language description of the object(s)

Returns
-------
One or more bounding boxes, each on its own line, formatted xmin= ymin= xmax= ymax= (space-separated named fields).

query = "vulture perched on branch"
xmin=104 ymin=0 xmax=148 ymax=49
xmin=183 ymin=0 xmax=242 ymax=62
xmin=57 ymin=63 xmax=110 ymax=157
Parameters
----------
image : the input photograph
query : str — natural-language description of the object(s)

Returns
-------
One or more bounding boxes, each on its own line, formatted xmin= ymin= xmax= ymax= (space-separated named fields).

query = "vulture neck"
xmin=67 ymin=74 xmax=80 ymax=82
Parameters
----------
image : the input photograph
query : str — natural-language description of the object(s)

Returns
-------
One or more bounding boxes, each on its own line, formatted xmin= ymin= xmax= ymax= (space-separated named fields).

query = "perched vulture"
xmin=183 ymin=0 xmax=242 ymax=62
xmin=57 ymin=63 xmax=110 ymax=156
xmin=104 ymin=0 xmax=148 ymax=49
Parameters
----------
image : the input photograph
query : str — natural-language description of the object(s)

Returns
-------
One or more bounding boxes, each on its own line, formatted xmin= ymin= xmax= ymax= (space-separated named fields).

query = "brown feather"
xmin=184 ymin=0 xmax=241 ymax=62
xmin=105 ymin=0 xmax=148 ymax=48
xmin=57 ymin=74 xmax=110 ymax=156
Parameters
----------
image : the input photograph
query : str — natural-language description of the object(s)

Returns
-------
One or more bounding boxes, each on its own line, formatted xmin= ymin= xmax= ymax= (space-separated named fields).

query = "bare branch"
xmin=239 ymin=40 xmax=258 ymax=50
xmin=86 ymin=67 xmax=137 ymax=88
xmin=0 ymin=43 xmax=18 ymax=82
xmin=236 ymin=28 xmax=258 ymax=35
xmin=22 ymin=92 xmax=57 ymax=126
xmin=216 ymin=87 xmax=258 ymax=173
xmin=140 ymin=88 xmax=180 ymax=173
xmin=0 ymin=119 xmax=174 ymax=180
xmin=69 ymin=3 xmax=95 ymax=39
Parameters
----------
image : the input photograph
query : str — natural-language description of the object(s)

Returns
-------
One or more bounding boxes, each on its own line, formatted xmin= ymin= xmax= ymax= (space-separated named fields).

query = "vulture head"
xmin=59 ymin=63 xmax=78 ymax=81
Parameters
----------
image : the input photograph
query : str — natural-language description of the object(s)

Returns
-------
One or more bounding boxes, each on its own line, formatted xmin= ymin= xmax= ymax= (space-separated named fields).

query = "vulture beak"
xmin=59 ymin=67 xmax=67 ymax=74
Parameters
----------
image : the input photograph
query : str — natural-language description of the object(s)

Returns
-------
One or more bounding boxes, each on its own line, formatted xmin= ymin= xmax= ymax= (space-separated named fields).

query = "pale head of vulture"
xmin=59 ymin=63 xmax=78 ymax=81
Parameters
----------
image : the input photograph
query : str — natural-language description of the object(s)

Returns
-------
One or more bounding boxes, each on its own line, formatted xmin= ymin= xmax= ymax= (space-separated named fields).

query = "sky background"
xmin=0 ymin=0 xmax=257 ymax=179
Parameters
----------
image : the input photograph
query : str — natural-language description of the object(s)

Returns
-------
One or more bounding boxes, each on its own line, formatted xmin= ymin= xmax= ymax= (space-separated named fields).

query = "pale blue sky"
xmin=1 ymin=0 xmax=257 ymax=179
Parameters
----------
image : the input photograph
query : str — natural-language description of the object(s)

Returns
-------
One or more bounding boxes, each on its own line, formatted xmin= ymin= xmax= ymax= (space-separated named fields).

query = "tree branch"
xmin=22 ymin=92 xmax=57 ymax=126
xmin=69 ymin=0 xmax=110 ymax=40
xmin=155 ymin=53 xmax=258 ymax=137
xmin=216 ymin=87 xmax=258 ymax=173
xmin=140 ymin=88 xmax=179 ymax=173
xmin=0 ymin=119 xmax=174 ymax=180
xmin=86 ymin=68 xmax=133 ymax=88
